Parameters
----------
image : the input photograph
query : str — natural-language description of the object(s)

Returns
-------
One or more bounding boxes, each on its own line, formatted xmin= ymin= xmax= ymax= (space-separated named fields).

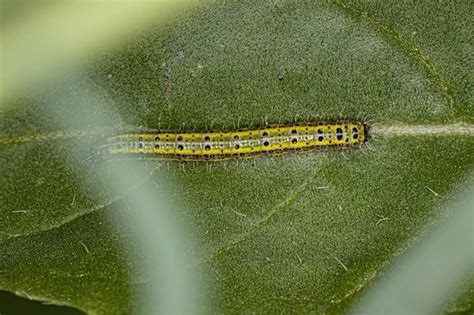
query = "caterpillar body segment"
xmin=102 ymin=121 xmax=368 ymax=162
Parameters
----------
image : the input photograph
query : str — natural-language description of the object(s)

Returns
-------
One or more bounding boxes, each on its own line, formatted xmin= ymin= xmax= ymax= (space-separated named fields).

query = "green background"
xmin=1 ymin=1 xmax=473 ymax=313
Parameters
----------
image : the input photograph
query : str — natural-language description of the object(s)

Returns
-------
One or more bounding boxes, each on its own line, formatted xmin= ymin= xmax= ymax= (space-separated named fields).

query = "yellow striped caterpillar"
xmin=100 ymin=121 xmax=368 ymax=162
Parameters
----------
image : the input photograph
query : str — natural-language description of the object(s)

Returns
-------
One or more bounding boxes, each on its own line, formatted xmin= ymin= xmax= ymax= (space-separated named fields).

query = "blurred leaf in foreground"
xmin=351 ymin=176 xmax=474 ymax=314
xmin=1 ymin=0 xmax=473 ymax=313
xmin=0 ymin=0 xmax=195 ymax=108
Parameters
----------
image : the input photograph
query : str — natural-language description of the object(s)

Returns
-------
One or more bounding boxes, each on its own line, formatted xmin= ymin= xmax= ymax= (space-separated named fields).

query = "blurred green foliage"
xmin=0 ymin=0 xmax=473 ymax=314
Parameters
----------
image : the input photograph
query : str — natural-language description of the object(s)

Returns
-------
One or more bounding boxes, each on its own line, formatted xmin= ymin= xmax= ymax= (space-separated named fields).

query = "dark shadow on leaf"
xmin=0 ymin=290 xmax=84 ymax=315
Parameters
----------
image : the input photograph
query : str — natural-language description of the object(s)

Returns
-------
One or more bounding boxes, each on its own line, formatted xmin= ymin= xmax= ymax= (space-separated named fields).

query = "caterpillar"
xmin=100 ymin=121 xmax=368 ymax=162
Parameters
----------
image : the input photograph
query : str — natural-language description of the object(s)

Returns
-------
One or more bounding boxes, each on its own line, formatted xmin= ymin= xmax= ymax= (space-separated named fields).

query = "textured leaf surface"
xmin=1 ymin=1 xmax=473 ymax=314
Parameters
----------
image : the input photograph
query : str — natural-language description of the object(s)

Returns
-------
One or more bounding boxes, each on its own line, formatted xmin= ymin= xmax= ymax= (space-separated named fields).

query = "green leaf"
xmin=1 ymin=1 xmax=473 ymax=314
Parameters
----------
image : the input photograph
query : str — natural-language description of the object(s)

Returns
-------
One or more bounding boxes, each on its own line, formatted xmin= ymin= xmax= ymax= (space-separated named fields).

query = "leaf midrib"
xmin=1 ymin=123 xmax=473 ymax=146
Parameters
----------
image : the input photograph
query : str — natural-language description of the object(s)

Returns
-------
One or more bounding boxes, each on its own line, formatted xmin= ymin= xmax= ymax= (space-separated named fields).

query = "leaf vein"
xmin=333 ymin=0 xmax=458 ymax=114
xmin=3 ymin=166 xmax=161 ymax=241
xmin=197 ymin=168 xmax=322 ymax=265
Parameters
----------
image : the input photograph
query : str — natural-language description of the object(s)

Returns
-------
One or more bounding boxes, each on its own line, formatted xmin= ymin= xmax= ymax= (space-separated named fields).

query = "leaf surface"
xmin=1 ymin=1 xmax=473 ymax=313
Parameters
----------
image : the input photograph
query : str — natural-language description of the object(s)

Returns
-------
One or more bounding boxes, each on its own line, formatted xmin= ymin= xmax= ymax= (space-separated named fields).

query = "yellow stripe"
xmin=103 ymin=121 xmax=367 ymax=161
